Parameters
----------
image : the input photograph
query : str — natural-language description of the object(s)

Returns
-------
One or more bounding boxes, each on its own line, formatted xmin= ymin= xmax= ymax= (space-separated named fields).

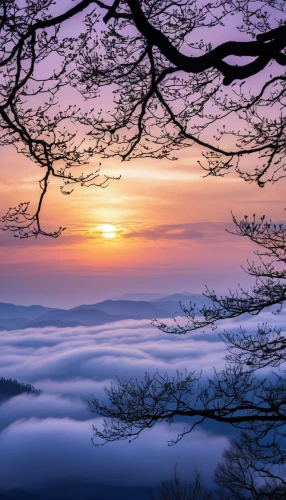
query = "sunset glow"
xmin=0 ymin=146 xmax=285 ymax=307
xmin=0 ymin=0 xmax=284 ymax=313
xmin=100 ymin=224 xmax=117 ymax=239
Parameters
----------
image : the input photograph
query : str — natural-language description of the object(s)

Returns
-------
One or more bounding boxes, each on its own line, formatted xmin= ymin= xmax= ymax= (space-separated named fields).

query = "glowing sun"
xmin=100 ymin=224 xmax=117 ymax=239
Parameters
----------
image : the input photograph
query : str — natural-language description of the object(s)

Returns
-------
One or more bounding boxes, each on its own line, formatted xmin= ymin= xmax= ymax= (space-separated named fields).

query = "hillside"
xmin=0 ymin=378 xmax=41 ymax=402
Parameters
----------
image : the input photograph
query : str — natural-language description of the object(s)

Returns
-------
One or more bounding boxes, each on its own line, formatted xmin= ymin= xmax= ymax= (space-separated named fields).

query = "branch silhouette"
xmin=0 ymin=1 xmax=286 ymax=236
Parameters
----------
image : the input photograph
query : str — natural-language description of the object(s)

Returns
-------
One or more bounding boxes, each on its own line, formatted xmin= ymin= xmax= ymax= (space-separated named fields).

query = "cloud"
xmin=0 ymin=418 xmax=229 ymax=490
xmin=123 ymin=221 xmax=235 ymax=241
xmin=0 ymin=313 xmax=283 ymax=384
xmin=0 ymin=320 xmax=227 ymax=384
xmin=0 ymin=311 xmax=284 ymax=494
xmin=0 ymin=393 xmax=88 ymax=432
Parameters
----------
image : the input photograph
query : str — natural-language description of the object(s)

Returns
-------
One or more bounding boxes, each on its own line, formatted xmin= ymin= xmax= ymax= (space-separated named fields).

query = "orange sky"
xmin=0 ymin=2 xmax=285 ymax=307
xmin=1 ymin=141 xmax=285 ymax=307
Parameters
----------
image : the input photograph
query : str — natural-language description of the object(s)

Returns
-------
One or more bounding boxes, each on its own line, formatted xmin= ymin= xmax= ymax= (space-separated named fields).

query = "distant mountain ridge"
xmin=0 ymin=293 xmax=212 ymax=331
xmin=0 ymin=302 xmax=59 ymax=320
xmin=73 ymin=300 xmax=166 ymax=318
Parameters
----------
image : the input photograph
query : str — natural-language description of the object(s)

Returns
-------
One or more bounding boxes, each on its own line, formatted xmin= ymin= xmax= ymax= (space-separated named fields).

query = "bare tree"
xmin=89 ymin=213 xmax=286 ymax=448
xmin=89 ymin=213 xmax=286 ymax=492
xmin=155 ymin=213 xmax=286 ymax=334
xmin=151 ymin=432 xmax=286 ymax=499
xmin=214 ymin=431 xmax=286 ymax=499
xmin=151 ymin=433 xmax=286 ymax=500
xmin=90 ymin=342 xmax=286 ymax=445
xmin=151 ymin=465 xmax=214 ymax=500
xmin=0 ymin=0 xmax=286 ymax=236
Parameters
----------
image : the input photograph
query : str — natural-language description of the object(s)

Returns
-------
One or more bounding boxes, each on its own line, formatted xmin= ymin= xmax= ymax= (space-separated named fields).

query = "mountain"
xmin=0 ymin=302 xmax=63 ymax=330
xmin=0 ymin=378 xmax=41 ymax=403
xmin=0 ymin=318 xmax=28 ymax=331
xmin=0 ymin=302 xmax=59 ymax=320
xmin=0 ymin=293 xmax=212 ymax=331
xmin=0 ymin=300 xmax=166 ymax=331
xmin=151 ymin=293 xmax=213 ymax=316
xmin=26 ymin=308 xmax=129 ymax=328
xmin=72 ymin=300 xmax=168 ymax=319
xmin=152 ymin=292 xmax=210 ymax=306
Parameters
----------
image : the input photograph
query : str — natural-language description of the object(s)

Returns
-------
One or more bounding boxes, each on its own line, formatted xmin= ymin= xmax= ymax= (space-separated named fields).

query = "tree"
xmin=89 ymin=213 xmax=286 ymax=442
xmin=155 ymin=213 xmax=286 ymax=333
xmin=151 ymin=432 xmax=286 ymax=500
xmin=151 ymin=465 xmax=214 ymax=500
xmin=89 ymin=213 xmax=286 ymax=492
xmin=214 ymin=431 xmax=286 ymax=499
xmin=151 ymin=436 xmax=286 ymax=500
xmin=90 ymin=322 xmax=286 ymax=445
xmin=0 ymin=0 xmax=286 ymax=237
xmin=0 ymin=376 xmax=41 ymax=402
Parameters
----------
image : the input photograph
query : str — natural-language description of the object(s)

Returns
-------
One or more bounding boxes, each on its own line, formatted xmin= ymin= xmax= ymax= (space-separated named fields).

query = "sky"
xmin=1 ymin=123 xmax=285 ymax=307
xmin=0 ymin=0 xmax=285 ymax=308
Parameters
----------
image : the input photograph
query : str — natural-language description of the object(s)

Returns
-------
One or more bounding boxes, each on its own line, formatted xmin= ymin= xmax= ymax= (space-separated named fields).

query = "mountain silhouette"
xmin=72 ymin=300 xmax=167 ymax=319
xmin=0 ymin=293 xmax=212 ymax=331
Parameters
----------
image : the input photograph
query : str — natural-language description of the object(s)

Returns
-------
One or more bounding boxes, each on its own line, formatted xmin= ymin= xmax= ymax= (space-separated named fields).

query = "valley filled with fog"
xmin=0 ymin=294 xmax=284 ymax=499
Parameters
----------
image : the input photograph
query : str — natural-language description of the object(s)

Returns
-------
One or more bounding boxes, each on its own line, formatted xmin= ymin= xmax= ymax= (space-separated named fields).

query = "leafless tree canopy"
xmin=151 ymin=445 xmax=286 ymax=499
xmin=155 ymin=213 xmax=286 ymax=334
xmin=151 ymin=465 xmax=214 ymax=500
xmin=89 ymin=214 xmax=286 ymax=494
xmin=214 ymin=431 xmax=286 ymax=499
xmin=90 ymin=334 xmax=286 ymax=445
xmin=0 ymin=0 xmax=286 ymax=236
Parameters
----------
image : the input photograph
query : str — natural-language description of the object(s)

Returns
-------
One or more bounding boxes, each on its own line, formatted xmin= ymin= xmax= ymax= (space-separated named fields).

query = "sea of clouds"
xmin=0 ymin=311 xmax=284 ymax=496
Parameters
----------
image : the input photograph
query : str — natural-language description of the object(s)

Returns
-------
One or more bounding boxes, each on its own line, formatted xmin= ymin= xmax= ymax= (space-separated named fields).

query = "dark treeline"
xmin=0 ymin=377 xmax=41 ymax=402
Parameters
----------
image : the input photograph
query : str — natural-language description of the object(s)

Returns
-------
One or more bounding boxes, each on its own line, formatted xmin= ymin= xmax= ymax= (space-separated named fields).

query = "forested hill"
xmin=0 ymin=377 xmax=41 ymax=402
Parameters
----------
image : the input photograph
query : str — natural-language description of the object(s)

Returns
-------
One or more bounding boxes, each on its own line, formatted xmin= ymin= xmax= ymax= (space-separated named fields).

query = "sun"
xmin=100 ymin=224 xmax=117 ymax=239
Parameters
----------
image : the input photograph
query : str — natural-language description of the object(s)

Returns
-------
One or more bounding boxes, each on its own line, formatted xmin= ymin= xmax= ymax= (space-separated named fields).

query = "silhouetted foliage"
xmin=153 ymin=444 xmax=286 ymax=500
xmin=0 ymin=1 xmax=286 ymax=236
xmin=90 ymin=212 xmax=286 ymax=444
xmin=155 ymin=213 xmax=286 ymax=334
xmin=89 ymin=211 xmax=286 ymax=493
xmin=151 ymin=466 xmax=214 ymax=500
xmin=214 ymin=431 xmax=286 ymax=499
xmin=0 ymin=377 xmax=41 ymax=402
